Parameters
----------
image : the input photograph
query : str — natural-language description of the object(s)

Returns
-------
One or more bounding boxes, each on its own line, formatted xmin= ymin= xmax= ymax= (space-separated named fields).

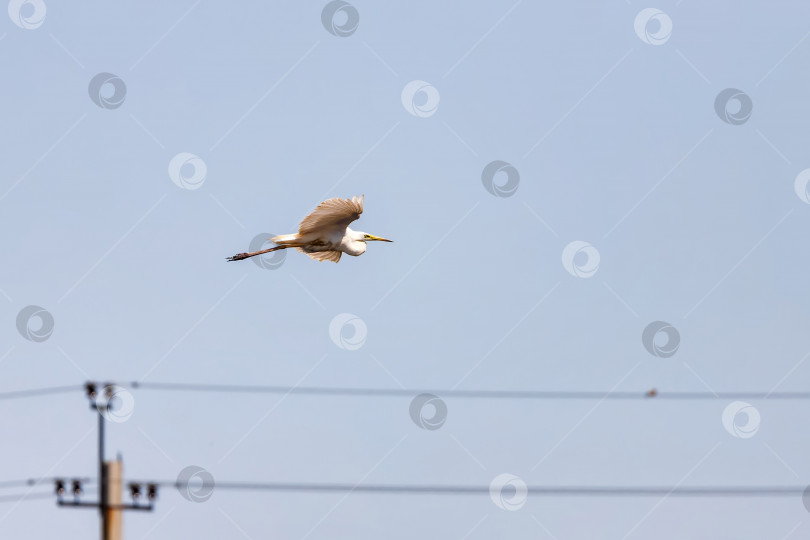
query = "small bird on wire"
xmin=227 ymin=195 xmax=392 ymax=263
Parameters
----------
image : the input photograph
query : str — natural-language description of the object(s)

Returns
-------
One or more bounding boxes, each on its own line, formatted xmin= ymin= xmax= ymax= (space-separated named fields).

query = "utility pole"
xmin=104 ymin=460 xmax=123 ymax=540
xmin=55 ymin=382 xmax=157 ymax=540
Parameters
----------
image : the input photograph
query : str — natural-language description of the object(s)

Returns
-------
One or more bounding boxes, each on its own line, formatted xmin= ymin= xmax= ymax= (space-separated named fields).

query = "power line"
xmin=128 ymin=381 xmax=810 ymax=400
xmin=0 ymin=477 xmax=91 ymax=489
xmin=0 ymin=385 xmax=83 ymax=401
xmin=139 ymin=480 xmax=810 ymax=497
xmin=1 ymin=481 xmax=802 ymax=504
xmin=0 ymin=492 xmax=55 ymax=503
xmin=1 ymin=382 xmax=809 ymax=402
xmin=3 ymin=478 xmax=803 ymax=502
xmin=3 ymin=475 xmax=804 ymax=500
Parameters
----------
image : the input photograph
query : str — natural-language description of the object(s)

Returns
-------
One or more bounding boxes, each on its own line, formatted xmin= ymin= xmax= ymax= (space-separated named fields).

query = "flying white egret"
xmin=227 ymin=195 xmax=392 ymax=263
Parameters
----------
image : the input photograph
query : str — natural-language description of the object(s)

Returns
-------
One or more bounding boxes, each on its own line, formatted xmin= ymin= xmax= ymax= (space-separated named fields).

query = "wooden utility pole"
xmin=104 ymin=460 xmax=123 ymax=540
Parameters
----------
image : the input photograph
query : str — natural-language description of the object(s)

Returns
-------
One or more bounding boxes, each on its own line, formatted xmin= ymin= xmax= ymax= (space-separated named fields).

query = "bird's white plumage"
xmin=300 ymin=249 xmax=342 ymax=262
xmin=298 ymin=195 xmax=364 ymax=235
xmin=228 ymin=195 xmax=389 ymax=264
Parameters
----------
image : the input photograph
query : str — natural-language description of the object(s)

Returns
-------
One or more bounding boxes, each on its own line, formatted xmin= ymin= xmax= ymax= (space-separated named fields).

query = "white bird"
xmin=227 ymin=195 xmax=392 ymax=263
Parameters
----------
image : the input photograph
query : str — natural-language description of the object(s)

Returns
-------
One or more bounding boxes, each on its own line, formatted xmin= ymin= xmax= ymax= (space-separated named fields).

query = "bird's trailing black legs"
xmin=226 ymin=245 xmax=289 ymax=262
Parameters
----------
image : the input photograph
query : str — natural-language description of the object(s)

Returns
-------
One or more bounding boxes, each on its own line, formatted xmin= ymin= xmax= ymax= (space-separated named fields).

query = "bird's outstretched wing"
xmin=298 ymin=195 xmax=364 ymax=235
xmin=296 ymin=249 xmax=342 ymax=263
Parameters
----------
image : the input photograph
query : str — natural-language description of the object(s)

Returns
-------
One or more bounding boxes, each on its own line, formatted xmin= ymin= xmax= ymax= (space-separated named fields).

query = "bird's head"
xmin=357 ymin=232 xmax=393 ymax=243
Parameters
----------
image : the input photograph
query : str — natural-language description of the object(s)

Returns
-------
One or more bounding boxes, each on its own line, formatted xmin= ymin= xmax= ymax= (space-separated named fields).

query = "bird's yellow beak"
xmin=366 ymin=235 xmax=393 ymax=242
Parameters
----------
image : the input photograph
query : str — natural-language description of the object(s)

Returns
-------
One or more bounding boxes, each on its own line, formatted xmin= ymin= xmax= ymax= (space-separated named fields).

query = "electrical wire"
xmin=0 ymin=381 xmax=806 ymax=509
xmin=0 ymin=492 xmax=56 ymax=503
xmin=142 ymin=480 xmax=809 ymax=497
xmin=0 ymin=385 xmax=83 ymax=401
xmin=0 ymin=479 xmax=803 ymax=503
xmin=3 ymin=476 xmax=803 ymax=499
xmin=1 ymin=381 xmax=808 ymax=402
xmin=128 ymin=381 xmax=810 ymax=400
xmin=0 ymin=477 xmax=91 ymax=490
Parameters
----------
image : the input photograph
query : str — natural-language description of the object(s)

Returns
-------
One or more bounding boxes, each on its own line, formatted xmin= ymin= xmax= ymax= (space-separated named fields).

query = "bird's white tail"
xmin=271 ymin=234 xmax=298 ymax=245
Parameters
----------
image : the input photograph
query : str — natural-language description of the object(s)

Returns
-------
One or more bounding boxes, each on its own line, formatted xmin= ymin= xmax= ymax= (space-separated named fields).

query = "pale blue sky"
xmin=2 ymin=1 xmax=810 ymax=538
